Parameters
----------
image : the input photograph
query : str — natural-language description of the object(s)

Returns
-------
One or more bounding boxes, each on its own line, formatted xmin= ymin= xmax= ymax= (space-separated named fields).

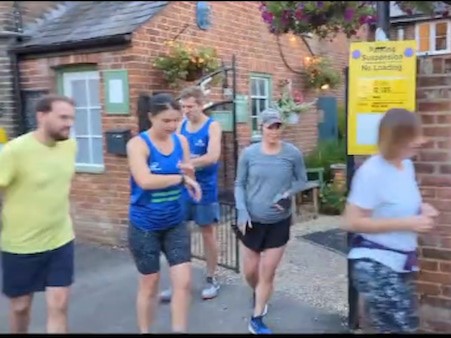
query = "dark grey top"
xmin=234 ymin=141 xmax=308 ymax=225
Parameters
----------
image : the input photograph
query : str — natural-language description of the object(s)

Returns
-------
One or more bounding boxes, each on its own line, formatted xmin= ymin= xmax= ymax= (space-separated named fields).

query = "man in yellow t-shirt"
xmin=0 ymin=94 xmax=77 ymax=334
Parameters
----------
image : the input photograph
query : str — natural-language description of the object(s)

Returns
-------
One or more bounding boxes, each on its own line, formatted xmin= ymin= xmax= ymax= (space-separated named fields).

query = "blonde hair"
xmin=179 ymin=86 xmax=205 ymax=105
xmin=378 ymin=108 xmax=421 ymax=160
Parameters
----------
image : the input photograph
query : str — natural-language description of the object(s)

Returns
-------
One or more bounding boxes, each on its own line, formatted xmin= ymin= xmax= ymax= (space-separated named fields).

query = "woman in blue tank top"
xmin=127 ymin=93 xmax=201 ymax=334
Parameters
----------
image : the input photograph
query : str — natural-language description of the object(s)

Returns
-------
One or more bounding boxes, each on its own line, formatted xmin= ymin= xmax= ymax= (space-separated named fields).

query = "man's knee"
xmin=10 ymin=295 xmax=33 ymax=315
xmin=46 ymin=287 xmax=70 ymax=313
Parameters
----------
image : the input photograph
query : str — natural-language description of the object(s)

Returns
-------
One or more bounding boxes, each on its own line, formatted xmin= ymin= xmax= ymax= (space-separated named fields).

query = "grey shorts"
xmin=352 ymin=259 xmax=419 ymax=333
xmin=128 ymin=223 xmax=191 ymax=275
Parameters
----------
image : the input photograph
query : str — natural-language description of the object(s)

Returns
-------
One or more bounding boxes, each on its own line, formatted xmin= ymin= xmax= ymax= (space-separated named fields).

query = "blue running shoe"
xmin=248 ymin=316 xmax=272 ymax=334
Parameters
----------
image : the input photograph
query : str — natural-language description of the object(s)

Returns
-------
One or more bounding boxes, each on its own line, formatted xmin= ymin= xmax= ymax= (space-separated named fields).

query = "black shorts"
xmin=1 ymin=240 xmax=75 ymax=298
xmin=242 ymin=216 xmax=291 ymax=253
xmin=128 ymin=223 xmax=191 ymax=275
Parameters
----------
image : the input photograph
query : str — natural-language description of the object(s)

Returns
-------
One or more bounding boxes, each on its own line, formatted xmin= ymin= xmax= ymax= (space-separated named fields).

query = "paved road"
xmin=0 ymin=242 xmax=347 ymax=334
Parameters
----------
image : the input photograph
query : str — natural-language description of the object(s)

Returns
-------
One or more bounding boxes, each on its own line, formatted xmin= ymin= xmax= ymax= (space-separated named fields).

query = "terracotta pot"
xmin=330 ymin=163 xmax=346 ymax=189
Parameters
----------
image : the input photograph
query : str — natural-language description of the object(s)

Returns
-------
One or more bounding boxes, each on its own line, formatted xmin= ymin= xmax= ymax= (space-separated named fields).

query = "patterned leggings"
xmin=352 ymin=259 xmax=419 ymax=333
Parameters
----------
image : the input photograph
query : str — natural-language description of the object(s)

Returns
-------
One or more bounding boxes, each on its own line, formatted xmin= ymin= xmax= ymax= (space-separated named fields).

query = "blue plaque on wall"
xmin=196 ymin=2 xmax=211 ymax=30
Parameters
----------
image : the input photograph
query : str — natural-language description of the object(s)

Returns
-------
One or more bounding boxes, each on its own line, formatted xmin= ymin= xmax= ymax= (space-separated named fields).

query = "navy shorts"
xmin=128 ymin=223 xmax=191 ymax=275
xmin=184 ymin=201 xmax=220 ymax=227
xmin=1 ymin=240 xmax=75 ymax=298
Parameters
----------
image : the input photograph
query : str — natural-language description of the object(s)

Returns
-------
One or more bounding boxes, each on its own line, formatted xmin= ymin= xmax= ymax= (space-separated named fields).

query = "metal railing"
xmin=190 ymin=201 xmax=240 ymax=273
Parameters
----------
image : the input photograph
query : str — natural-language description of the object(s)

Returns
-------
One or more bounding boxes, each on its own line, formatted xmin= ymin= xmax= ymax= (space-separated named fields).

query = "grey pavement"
xmin=0 ymin=242 xmax=347 ymax=334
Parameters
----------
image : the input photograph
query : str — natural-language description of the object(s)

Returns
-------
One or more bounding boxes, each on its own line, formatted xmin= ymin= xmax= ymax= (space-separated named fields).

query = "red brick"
xmin=422 ymin=248 xmax=451 ymax=262
xmin=415 ymin=163 xmax=436 ymax=174
xmin=419 ymin=175 xmax=451 ymax=187
xmin=416 ymin=281 xmax=441 ymax=296
xmin=423 ymin=127 xmax=451 ymax=138
xmin=419 ymin=259 xmax=439 ymax=272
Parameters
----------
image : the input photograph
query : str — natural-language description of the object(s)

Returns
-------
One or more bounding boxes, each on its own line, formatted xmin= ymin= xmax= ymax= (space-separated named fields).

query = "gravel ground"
xmin=192 ymin=215 xmax=348 ymax=318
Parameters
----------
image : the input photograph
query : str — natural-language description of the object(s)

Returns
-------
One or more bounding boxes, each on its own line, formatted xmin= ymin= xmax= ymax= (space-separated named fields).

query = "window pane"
xmin=71 ymin=80 xmax=87 ymax=106
xmin=90 ymin=108 xmax=102 ymax=136
xmin=259 ymin=79 xmax=268 ymax=97
xmin=436 ymin=22 xmax=448 ymax=51
xmin=74 ymin=108 xmax=89 ymax=135
xmin=88 ymin=79 xmax=100 ymax=106
xmin=251 ymin=98 xmax=258 ymax=117
xmin=252 ymin=117 xmax=258 ymax=132
xmin=259 ymin=99 xmax=268 ymax=112
xmin=251 ymin=79 xmax=258 ymax=96
xmin=418 ymin=23 xmax=430 ymax=52
xmin=76 ymin=137 xmax=91 ymax=164
xmin=92 ymin=138 xmax=104 ymax=165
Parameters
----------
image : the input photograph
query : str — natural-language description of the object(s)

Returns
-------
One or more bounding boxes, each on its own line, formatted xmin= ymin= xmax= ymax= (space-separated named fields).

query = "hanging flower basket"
xmin=302 ymin=56 xmax=341 ymax=91
xmin=153 ymin=42 xmax=220 ymax=88
xmin=273 ymin=80 xmax=317 ymax=125
xmin=259 ymin=1 xmax=447 ymax=40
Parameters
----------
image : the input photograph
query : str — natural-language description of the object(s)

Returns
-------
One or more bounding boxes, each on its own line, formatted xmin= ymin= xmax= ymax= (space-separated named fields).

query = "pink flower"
xmin=344 ymin=8 xmax=355 ymax=21
xmin=295 ymin=8 xmax=303 ymax=20
xmin=294 ymin=91 xmax=304 ymax=103
xmin=261 ymin=10 xmax=274 ymax=24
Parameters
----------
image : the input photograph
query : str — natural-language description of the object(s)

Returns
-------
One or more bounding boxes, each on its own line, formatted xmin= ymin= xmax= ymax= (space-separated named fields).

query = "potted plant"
xmin=259 ymin=1 xmax=444 ymax=40
xmin=153 ymin=42 xmax=221 ymax=88
xmin=274 ymin=80 xmax=317 ymax=124
xmin=302 ymin=56 xmax=341 ymax=91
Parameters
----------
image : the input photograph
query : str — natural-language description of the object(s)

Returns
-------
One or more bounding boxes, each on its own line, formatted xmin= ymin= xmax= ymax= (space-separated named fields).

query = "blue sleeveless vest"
xmin=129 ymin=132 xmax=184 ymax=230
xmin=180 ymin=118 xmax=219 ymax=204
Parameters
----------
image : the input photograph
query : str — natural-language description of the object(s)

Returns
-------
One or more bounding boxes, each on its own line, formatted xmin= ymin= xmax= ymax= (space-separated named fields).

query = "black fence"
xmin=190 ymin=199 xmax=240 ymax=273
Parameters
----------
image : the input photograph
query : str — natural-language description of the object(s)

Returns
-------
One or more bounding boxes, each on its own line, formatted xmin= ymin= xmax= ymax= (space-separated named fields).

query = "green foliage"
xmin=320 ymin=182 xmax=347 ymax=215
xmin=337 ymin=104 xmax=346 ymax=140
xmin=304 ymin=139 xmax=346 ymax=182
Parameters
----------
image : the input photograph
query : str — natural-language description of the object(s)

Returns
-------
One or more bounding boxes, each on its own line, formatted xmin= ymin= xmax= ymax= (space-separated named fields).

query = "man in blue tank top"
xmin=160 ymin=86 xmax=222 ymax=302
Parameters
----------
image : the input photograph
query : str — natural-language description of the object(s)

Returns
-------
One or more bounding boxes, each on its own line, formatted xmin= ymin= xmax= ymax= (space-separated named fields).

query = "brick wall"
xmin=414 ymin=55 xmax=451 ymax=333
xmin=17 ymin=1 xmax=351 ymax=245
xmin=0 ymin=1 xmax=59 ymax=138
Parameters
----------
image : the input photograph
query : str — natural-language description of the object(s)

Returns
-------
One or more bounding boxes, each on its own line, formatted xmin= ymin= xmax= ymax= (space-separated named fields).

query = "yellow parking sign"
xmin=0 ymin=127 xmax=8 ymax=151
xmin=347 ymin=40 xmax=417 ymax=155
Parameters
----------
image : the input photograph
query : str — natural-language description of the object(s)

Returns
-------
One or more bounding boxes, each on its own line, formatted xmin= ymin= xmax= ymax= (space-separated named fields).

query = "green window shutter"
xmin=103 ymin=70 xmax=130 ymax=115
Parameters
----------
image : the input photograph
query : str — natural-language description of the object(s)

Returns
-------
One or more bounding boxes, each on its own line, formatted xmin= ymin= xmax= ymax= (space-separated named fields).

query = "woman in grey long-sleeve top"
xmin=234 ymin=108 xmax=308 ymax=334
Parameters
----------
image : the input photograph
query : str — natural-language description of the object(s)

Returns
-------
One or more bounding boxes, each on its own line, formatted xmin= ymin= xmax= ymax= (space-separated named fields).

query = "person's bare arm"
xmin=0 ymin=143 xmax=16 ymax=190
xmin=190 ymin=121 xmax=222 ymax=168
xmin=177 ymin=134 xmax=195 ymax=179
xmin=342 ymin=203 xmax=432 ymax=234
xmin=127 ymin=136 xmax=183 ymax=190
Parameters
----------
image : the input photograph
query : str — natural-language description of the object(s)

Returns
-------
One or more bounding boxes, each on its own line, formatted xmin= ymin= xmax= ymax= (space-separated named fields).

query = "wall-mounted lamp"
xmin=320 ymin=84 xmax=330 ymax=90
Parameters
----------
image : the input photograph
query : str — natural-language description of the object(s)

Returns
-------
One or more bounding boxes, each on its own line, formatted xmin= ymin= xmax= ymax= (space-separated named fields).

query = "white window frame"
xmin=397 ymin=27 xmax=405 ymax=41
xmin=415 ymin=20 xmax=451 ymax=56
xmin=250 ymin=76 xmax=271 ymax=134
xmin=62 ymin=71 xmax=104 ymax=173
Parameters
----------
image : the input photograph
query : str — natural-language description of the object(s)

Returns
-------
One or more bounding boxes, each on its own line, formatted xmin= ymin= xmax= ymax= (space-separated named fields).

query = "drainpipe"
xmin=10 ymin=1 xmax=25 ymax=135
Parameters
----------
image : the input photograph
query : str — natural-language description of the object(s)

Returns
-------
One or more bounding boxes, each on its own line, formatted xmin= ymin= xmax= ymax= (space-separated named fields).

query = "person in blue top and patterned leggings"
xmin=127 ymin=93 xmax=201 ymax=334
xmin=160 ymin=86 xmax=222 ymax=302
xmin=343 ymin=108 xmax=439 ymax=333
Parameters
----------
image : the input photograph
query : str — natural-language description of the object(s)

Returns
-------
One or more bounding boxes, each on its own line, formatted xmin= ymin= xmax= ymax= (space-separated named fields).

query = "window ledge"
xmin=75 ymin=164 xmax=105 ymax=174
xmin=417 ymin=50 xmax=451 ymax=56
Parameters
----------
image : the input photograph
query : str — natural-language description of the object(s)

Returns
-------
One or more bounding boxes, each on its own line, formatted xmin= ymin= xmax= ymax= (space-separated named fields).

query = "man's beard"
xmin=49 ymin=130 xmax=70 ymax=142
